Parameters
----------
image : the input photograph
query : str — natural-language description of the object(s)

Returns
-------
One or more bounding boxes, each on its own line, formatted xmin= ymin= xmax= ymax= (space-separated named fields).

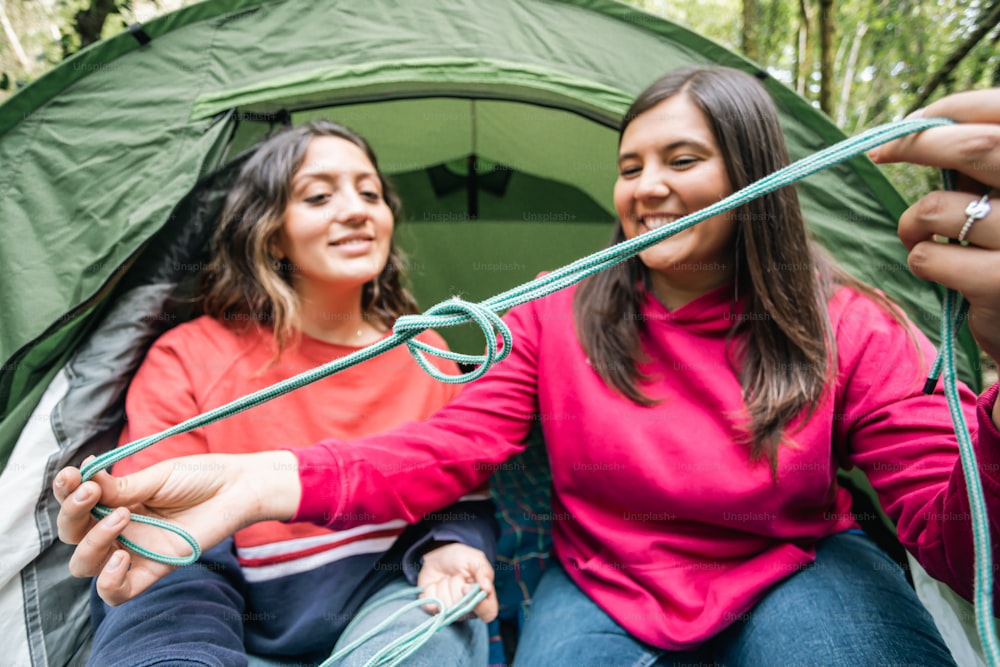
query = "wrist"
xmin=243 ymin=451 xmax=301 ymax=524
xmin=419 ymin=540 xmax=458 ymax=562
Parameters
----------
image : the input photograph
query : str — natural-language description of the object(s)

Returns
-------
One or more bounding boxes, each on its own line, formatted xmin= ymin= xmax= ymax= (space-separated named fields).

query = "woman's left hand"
xmin=417 ymin=542 xmax=498 ymax=622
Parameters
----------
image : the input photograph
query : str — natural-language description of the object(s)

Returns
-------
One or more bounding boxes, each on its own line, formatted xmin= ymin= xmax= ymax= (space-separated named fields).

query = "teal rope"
xmin=922 ymin=163 xmax=998 ymax=664
xmin=88 ymin=504 xmax=202 ymax=566
xmin=319 ymin=585 xmax=486 ymax=667
xmin=77 ymin=115 xmax=1000 ymax=664
xmin=929 ymin=288 xmax=999 ymax=664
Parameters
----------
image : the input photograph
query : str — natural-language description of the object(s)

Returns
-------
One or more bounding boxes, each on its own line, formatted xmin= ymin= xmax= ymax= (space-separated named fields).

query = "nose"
xmin=634 ymin=163 xmax=670 ymax=201
xmin=332 ymin=189 xmax=368 ymax=225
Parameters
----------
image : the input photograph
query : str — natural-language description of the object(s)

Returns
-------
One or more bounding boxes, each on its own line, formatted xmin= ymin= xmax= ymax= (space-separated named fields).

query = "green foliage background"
xmin=3 ymin=0 xmax=997 ymax=202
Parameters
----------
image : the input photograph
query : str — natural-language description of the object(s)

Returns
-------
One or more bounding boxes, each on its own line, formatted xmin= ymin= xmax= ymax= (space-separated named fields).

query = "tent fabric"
xmin=0 ymin=161 xmax=237 ymax=666
xmin=0 ymin=0 xmax=981 ymax=453
xmin=0 ymin=0 xmax=989 ymax=664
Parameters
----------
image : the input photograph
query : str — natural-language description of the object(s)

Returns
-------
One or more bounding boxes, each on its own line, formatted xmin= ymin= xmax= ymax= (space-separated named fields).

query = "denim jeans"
xmin=513 ymin=532 xmax=956 ymax=667
xmin=320 ymin=577 xmax=487 ymax=667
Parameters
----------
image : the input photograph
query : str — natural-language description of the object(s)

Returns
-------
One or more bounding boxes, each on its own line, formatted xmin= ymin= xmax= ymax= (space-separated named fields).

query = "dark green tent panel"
xmin=0 ymin=1 xmax=988 ymax=664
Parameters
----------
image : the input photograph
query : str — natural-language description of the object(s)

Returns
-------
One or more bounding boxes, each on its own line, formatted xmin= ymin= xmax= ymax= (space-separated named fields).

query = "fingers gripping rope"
xmin=87 ymin=504 xmax=203 ymax=566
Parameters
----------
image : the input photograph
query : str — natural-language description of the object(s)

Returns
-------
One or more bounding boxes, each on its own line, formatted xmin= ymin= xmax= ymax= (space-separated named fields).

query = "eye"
xmin=670 ymin=156 xmax=699 ymax=169
xmin=304 ymin=193 xmax=330 ymax=204
xmin=360 ymin=190 xmax=382 ymax=202
xmin=618 ymin=164 xmax=642 ymax=178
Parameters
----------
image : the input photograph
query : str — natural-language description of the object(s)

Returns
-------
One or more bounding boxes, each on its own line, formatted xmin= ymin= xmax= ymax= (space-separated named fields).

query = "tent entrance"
xmin=218 ymin=95 xmax=621 ymax=352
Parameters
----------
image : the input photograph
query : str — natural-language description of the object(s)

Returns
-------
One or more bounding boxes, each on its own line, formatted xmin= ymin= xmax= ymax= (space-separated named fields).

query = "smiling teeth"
xmin=642 ymin=217 xmax=676 ymax=230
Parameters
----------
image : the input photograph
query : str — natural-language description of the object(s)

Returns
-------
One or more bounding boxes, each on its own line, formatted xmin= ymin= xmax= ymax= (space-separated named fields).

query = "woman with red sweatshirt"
xmin=79 ymin=120 xmax=497 ymax=667
xmin=56 ymin=73 xmax=1000 ymax=665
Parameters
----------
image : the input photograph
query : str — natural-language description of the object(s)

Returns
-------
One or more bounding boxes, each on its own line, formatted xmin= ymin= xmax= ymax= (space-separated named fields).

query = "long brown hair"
xmin=200 ymin=120 xmax=417 ymax=355
xmin=574 ymin=66 xmax=906 ymax=473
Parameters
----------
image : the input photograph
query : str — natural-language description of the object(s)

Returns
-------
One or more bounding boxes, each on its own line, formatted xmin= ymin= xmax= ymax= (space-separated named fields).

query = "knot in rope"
xmin=395 ymin=297 xmax=512 ymax=383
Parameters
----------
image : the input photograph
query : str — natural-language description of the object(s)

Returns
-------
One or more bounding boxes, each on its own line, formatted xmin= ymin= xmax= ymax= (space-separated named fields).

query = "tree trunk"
xmin=906 ymin=0 xmax=1000 ymax=114
xmin=742 ymin=0 xmax=760 ymax=64
xmin=994 ymin=34 xmax=1000 ymax=87
xmin=0 ymin=0 xmax=30 ymax=69
xmin=818 ymin=0 xmax=835 ymax=115
xmin=836 ymin=21 xmax=867 ymax=127
xmin=796 ymin=0 xmax=814 ymax=96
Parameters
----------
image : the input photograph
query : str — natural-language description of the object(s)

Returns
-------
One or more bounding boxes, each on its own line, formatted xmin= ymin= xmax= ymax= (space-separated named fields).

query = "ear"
xmin=269 ymin=234 xmax=287 ymax=261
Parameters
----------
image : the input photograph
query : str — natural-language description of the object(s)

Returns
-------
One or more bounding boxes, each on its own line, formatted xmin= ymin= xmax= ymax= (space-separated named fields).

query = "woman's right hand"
xmin=869 ymin=89 xmax=1000 ymax=364
xmin=53 ymin=450 xmax=301 ymax=605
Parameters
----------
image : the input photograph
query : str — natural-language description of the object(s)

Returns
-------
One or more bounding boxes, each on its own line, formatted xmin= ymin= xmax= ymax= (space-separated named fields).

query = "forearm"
xmin=292 ymin=424 xmax=512 ymax=530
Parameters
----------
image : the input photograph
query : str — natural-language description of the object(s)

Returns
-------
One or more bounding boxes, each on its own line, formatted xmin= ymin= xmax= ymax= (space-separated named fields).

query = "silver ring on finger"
xmin=957 ymin=193 xmax=991 ymax=245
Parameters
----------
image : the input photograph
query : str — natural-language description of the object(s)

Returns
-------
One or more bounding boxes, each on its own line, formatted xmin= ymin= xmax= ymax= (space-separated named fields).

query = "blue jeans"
xmin=514 ymin=532 xmax=956 ymax=667
xmin=321 ymin=577 xmax=487 ymax=667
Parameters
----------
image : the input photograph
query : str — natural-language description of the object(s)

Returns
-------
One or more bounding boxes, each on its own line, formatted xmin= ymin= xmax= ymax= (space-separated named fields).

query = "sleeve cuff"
xmin=287 ymin=442 xmax=344 ymax=527
xmin=400 ymin=503 xmax=499 ymax=584
xmin=401 ymin=533 xmax=441 ymax=584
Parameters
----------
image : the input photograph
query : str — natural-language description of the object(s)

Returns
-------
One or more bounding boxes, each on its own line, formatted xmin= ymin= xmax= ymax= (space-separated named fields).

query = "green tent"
xmin=0 ymin=0 xmax=982 ymax=468
xmin=0 ymin=0 xmax=986 ymax=664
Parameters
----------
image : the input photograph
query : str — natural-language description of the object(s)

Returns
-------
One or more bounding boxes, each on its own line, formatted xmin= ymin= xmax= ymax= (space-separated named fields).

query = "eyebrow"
xmin=617 ymin=139 xmax=713 ymax=164
xmin=291 ymin=170 xmax=379 ymax=187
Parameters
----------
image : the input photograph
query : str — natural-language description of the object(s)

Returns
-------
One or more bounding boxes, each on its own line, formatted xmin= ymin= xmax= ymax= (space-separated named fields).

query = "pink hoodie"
xmin=292 ymin=283 xmax=1000 ymax=650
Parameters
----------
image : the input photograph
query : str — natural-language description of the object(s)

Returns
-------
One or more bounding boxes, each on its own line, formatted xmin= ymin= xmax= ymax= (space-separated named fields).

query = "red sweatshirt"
xmin=292 ymin=283 xmax=1000 ymax=650
xmin=115 ymin=316 xmax=469 ymax=565
xmin=111 ymin=317 xmax=497 ymax=657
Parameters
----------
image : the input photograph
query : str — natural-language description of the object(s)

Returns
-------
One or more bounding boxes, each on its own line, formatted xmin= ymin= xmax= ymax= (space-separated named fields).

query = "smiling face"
xmin=275 ymin=136 xmax=394 ymax=296
xmin=614 ymin=93 xmax=738 ymax=307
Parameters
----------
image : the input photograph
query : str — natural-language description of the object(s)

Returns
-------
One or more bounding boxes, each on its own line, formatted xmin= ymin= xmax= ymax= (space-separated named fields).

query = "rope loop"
xmin=395 ymin=297 xmax=513 ymax=384
xmin=90 ymin=503 xmax=202 ymax=566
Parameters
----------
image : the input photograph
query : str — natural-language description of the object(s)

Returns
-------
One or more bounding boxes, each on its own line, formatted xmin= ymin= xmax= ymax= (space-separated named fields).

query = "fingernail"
xmin=54 ymin=476 xmax=65 ymax=489
xmin=106 ymin=551 xmax=125 ymax=571
xmin=72 ymin=486 xmax=89 ymax=503
xmin=105 ymin=508 xmax=125 ymax=528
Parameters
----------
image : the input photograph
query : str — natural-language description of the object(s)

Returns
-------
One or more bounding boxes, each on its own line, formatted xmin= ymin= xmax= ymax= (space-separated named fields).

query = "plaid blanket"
xmin=486 ymin=423 xmax=553 ymax=666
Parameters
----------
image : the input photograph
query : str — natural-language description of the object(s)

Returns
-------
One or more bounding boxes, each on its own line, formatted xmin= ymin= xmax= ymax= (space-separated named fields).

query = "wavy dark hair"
xmin=574 ymin=66 xmax=909 ymax=474
xmin=200 ymin=120 xmax=417 ymax=355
